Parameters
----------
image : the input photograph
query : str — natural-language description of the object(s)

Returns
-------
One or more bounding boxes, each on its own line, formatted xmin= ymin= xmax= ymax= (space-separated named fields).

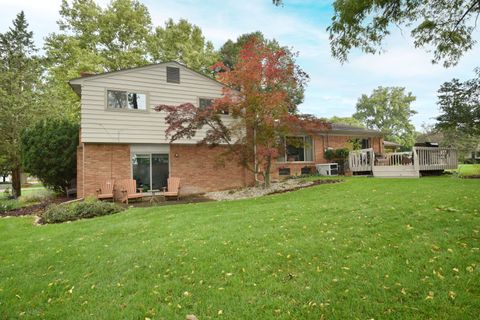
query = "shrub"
xmin=21 ymin=119 xmax=79 ymax=194
xmin=0 ymin=200 xmax=17 ymax=212
xmin=324 ymin=149 xmax=335 ymax=161
xmin=40 ymin=198 xmax=124 ymax=224
xmin=324 ymin=148 xmax=350 ymax=161
xmin=19 ymin=189 xmax=55 ymax=204
xmin=335 ymin=148 xmax=350 ymax=160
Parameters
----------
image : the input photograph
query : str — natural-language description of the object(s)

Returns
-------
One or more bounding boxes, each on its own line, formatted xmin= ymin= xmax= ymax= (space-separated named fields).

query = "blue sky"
xmin=1 ymin=0 xmax=479 ymax=129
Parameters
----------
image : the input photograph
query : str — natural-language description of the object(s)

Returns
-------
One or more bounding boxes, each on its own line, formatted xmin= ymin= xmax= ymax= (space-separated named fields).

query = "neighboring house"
xmin=466 ymin=149 xmax=480 ymax=163
xmin=69 ymin=62 xmax=384 ymax=198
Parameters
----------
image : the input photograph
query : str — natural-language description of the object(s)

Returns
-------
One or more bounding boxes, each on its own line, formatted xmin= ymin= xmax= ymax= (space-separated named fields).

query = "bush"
xmin=324 ymin=149 xmax=335 ymax=161
xmin=40 ymin=198 xmax=124 ymax=224
xmin=0 ymin=200 xmax=17 ymax=212
xmin=21 ymin=119 xmax=79 ymax=194
xmin=19 ymin=189 xmax=56 ymax=204
xmin=324 ymin=148 xmax=350 ymax=161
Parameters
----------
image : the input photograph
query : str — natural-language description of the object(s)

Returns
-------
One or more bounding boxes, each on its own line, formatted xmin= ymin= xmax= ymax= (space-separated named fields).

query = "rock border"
xmin=205 ymin=178 xmax=343 ymax=201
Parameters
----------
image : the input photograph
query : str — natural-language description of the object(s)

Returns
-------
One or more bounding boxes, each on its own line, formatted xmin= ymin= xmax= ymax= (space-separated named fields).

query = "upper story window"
xmin=199 ymin=97 xmax=229 ymax=114
xmin=199 ymin=98 xmax=213 ymax=110
xmin=277 ymin=136 xmax=314 ymax=162
xmin=107 ymin=90 xmax=147 ymax=110
xmin=166 ymin=66 xmax=180 ymax=83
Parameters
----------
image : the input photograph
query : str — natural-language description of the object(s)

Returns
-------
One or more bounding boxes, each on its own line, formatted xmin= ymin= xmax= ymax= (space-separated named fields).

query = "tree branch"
xmin=454 ymin=0 xmax=480 ymax=30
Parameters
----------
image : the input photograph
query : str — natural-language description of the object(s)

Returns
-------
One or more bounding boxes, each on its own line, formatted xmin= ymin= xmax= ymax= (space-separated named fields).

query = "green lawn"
xmin=458 ymin=164 xmax=480 ymax=177
xmin=1 ymin=177 xmax=479 ymax=319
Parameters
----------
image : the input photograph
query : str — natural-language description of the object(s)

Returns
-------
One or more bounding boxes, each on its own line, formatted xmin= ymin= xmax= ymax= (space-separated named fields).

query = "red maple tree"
xmin=156 ymin=38 xmax=327 ymax=187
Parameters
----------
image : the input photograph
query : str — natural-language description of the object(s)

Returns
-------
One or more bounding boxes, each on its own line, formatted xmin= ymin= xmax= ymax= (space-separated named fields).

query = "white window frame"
xmin=105 ymin=88 xmax=149 ymax=112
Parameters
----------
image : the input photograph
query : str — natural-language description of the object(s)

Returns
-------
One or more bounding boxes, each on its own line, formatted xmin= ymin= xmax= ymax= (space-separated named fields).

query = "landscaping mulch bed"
xmin=461 ymin=175 xmax=480 ymax=179
xmin=206 ymin=178 xmax=343 ymax=201
xmin=0 ymin=196 xmax=69 ymax=218
xmin=128 ymin=194 xmax=212 ymax=207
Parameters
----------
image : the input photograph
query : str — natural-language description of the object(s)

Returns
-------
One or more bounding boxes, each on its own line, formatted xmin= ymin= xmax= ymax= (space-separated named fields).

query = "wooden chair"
xmin=163 ymin=177 xmax=181 ymax=200
xmin=96 ymin=180 xmax=114 ymax=201
xmin=118 ymin=179 xmax=143 ymax=204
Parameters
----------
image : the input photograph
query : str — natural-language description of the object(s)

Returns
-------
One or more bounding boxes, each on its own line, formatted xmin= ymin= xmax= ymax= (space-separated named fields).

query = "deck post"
xmin=413 ymin=147 xmax=420 ymax=172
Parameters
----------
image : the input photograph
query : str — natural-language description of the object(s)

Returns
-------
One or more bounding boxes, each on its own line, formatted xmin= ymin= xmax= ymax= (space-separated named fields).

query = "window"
xmin=279 ymin=168 xmax=291 ymax=176
xmin=132 ymin=153 xmax=169 ymax=191
xmin=107 ymin=90 xmax=146 ymax=110
xmin=277 ymin=136 xmax=313 ymax=162
xmin=301 ymin=166 xmax=312 ymax=174
xmin=199 ymin=97 xmax=229 ymax=114
xmin=199 ymin=98 xmax=213 ymax=110
xmin=167 ymin=66 xmax=180 ymax=83
xmin=361 ymin=138 xmax=370 ymax=149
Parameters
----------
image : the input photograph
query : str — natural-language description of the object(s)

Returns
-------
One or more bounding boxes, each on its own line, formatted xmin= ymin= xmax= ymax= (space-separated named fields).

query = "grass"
xmin=457 ymin=164 xmax=480 ymax=177
xmin=1 ymin=177 xmax=479 ymax=319
xmin=0 ymin=187 xmax=54 ymax=212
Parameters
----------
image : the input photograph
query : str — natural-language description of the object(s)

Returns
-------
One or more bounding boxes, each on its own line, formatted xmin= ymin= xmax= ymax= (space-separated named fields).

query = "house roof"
xmin=384 ymin=140 xmax=401 ymax=147
xmin=326 ymin=123 xmax=382 ymax=136
xmin=68 ymin=61 xmax=228 ymax=95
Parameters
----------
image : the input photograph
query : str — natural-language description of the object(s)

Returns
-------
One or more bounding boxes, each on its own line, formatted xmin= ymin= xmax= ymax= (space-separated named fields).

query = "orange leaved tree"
xmin=156 ymin=38 xmax=312 ymax=187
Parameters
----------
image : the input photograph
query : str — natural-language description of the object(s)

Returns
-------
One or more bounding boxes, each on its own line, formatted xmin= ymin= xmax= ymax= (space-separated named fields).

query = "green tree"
xmin=274 ymin=0 xmax=480 ymax=67
xmin=0 ymin=11 xmax=43 ymax=198
xmin=328 ymin=116 xmax=364 ymax=128
xmin=219 ymin=31 xmax=308 ymax=110
xmin=436 ymin=69 xmax=480 ymax=135
xmin=353 ymin=87 xmax=417 ymax=148
xmin=21 ymin=119 xmax=79 ymax=194
xmin=0 ymin=156 xmax=10 ymax=183
xmin=44 ymin=0 xmax=154 ymax=119
xmin=149 ymin=18 xmax=219 ymax=75
xmin=44 ymin=0 xmax=218 ymax=118
xmin=417 ymin=124 xmax=480 ymax=162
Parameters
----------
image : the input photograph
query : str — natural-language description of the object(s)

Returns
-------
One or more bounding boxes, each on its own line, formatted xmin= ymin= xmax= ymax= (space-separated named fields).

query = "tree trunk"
xmin=2 ymin=175 xmax=5 ymax=183
xmin=11 ymin=166 xmax=21 ymax=198
xmin=264 ymin=156 xmax=272 ymax=188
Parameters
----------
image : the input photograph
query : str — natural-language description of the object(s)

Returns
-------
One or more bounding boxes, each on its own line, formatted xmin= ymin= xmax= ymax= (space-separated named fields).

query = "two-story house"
xmin=69 ymin=62 xmax=383 ymax=198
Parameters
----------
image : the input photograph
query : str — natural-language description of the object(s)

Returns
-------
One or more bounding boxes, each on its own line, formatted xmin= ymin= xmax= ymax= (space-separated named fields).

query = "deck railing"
xmin=382 ymin=151 xmax=413 ymax=166
xmin=348 ymin=147 xmax=457 ymax=172
xmin=348 ymin=148 xmax=374 ymax=172
xmin=413 ymin=147 xmax=458 ymax=170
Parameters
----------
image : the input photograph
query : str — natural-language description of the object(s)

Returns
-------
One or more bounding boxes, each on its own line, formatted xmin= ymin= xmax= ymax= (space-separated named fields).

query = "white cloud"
xmin=1 ymin=0 xmax=479 ymax=129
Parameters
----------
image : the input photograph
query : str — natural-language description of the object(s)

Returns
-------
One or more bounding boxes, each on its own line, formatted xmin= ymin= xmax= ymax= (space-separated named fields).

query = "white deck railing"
xmin=348 ymin=147 xmax=457 ymax=172
xmin=413 ymin=147 xmax=458 ymax=170
xmin=348 ymin=148 xmax=374 ymax=172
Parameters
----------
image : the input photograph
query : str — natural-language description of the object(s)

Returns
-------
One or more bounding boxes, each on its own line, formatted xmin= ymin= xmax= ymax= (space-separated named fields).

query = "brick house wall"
xmin=170 ymin=144 xmax=254 ymax=194
xmin=270 ymin=134 xmax=384 ymax=180
xmin=77 ymin=143 xmax=131 ymax=198
xmin=76 ymin=135 xmax=384 ymax=198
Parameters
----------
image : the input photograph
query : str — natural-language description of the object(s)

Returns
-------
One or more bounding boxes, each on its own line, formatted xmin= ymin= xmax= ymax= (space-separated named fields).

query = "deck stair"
xmin=372 ymin=165 xmax=419 ymax=178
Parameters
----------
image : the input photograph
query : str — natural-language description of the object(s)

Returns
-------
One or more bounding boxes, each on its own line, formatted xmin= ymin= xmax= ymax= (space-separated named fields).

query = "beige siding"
xmin=76 ymin=62 xmax=233 ymax=144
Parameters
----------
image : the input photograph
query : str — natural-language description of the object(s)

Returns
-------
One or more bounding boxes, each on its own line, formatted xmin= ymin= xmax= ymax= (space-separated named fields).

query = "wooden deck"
xmin=348 ymin=147 xmax=458 ymax=178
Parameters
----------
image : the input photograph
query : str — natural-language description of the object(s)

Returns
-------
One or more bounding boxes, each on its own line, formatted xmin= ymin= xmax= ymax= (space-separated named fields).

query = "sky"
xmin=1 ymin=0 xmax=479 ymax=130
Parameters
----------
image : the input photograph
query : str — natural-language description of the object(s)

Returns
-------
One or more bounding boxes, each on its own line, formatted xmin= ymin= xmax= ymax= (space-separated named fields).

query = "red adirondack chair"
xmin=96 ymin=180 xmax=115 ymax=201
xmin=119 ymin=179 xmax=144 ymax=204
xmin=163 ymin=177 xmax=181 ymax=200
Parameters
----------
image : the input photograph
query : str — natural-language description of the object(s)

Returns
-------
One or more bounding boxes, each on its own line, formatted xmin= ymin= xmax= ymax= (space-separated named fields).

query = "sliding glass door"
xmin=132 ymin=153 xmax=169 ymax=191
